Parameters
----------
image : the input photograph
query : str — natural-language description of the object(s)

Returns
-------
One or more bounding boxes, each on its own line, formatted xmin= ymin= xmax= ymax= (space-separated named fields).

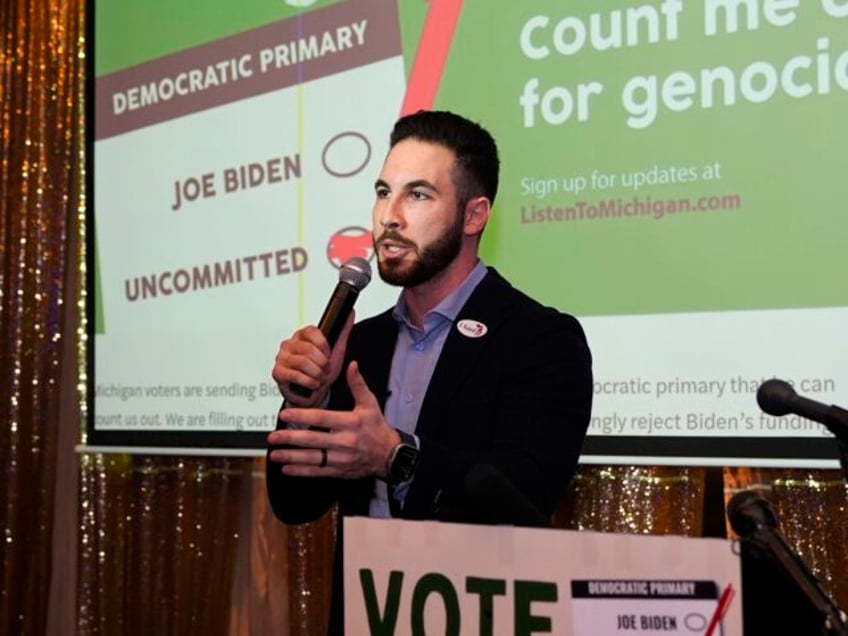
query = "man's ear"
xmin=464 ymin=196 xmax=491 ymax=236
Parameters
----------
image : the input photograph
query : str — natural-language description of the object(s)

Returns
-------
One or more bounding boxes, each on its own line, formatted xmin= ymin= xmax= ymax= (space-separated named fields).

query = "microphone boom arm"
xmin=744 ymin=528 xmax=848 ymax=635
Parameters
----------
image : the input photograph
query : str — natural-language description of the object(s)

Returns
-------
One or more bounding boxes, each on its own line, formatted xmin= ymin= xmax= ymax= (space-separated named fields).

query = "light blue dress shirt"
xmin=369 ymin=260 xmax=489 ymax=518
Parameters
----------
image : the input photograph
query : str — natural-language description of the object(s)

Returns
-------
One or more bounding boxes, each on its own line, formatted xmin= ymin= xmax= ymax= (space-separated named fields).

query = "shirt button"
xmin=414 ymin=342 xmax=425 ymax=351
xmin=404 ymin=392 xmax=414 ymax=404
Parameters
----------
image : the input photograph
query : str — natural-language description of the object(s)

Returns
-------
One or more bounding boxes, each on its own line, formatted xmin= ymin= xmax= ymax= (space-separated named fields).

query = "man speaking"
xmin=266 ymin=110 xmax=593 ymax=634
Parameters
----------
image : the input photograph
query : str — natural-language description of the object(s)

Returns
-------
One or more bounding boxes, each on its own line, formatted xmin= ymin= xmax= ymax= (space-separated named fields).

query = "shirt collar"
xmin=392 ymin=260 xmax=488 ymax=330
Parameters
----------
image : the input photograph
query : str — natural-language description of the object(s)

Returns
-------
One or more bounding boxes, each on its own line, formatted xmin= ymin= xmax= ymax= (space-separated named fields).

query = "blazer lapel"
xmin=415 ymin=270 xmax=515 ymax=436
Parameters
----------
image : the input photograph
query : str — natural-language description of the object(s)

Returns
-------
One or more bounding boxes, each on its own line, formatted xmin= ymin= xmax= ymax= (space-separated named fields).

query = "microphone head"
xmin=338 ymin=257 xmax=372 ymax=291
xmin=463 ymin=464 xmax=550 ymax=528
xmin=726 ymin=490 xmax=778 ymax=537
xmin=756 ymin=378 xmax=797 ymax=416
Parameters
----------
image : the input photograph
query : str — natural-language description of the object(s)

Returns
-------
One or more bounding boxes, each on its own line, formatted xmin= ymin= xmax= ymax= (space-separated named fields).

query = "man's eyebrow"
xmin=405 ymin=179 xmax=438 ymax=192
xmin=374 ymin=178 xmax=441 ymax=194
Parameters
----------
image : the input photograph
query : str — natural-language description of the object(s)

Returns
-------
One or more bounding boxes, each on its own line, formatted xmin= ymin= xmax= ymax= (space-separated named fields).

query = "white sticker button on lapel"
xmin=456 ymin=319 xmax=488 ymax=338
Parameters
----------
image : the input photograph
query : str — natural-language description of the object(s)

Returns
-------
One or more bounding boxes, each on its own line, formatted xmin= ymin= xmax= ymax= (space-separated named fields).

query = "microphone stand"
xmin=745 ymin=529 xmax=848 ymax=635
xmin=838 ymin=440 xmax=848 ymax=486
xmin=820 ymin=404 xmax=848 ymax=485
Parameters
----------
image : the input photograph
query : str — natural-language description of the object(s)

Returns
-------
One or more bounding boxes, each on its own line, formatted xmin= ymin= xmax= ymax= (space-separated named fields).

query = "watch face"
xmin=390 ymin=444 xmax=419 ymax=483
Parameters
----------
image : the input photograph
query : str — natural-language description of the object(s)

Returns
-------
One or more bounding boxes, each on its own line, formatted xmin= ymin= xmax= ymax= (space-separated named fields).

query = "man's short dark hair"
xmin=389 ymin=110 xmax=500 ymax=206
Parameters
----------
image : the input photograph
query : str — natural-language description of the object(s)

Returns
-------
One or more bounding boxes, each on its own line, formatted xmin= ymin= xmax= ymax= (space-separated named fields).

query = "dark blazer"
xmin=266 ymin=267 xmax=593 ymax=632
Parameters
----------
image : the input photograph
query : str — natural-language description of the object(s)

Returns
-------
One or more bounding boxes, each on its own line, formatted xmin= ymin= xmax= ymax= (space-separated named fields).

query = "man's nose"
xmin=379 ymin=197 xmax=404 ymax=230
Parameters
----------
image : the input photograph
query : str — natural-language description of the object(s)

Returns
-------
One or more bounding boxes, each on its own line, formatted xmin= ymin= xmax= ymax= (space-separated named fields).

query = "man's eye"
xmin=375 ymin=187 xmax=390 ymax=198
xmin=410 ymin=190 xmax=428 ymax=200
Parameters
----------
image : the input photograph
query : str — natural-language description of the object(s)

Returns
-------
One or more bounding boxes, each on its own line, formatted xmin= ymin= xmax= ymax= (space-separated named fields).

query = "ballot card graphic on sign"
xmin=571 ymin=579 xmax=730 ymax=635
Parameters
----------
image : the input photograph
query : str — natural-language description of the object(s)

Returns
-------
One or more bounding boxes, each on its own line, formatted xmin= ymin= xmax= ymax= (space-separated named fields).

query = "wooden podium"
xmin=344 ymin=517 xmax=743 ymax=635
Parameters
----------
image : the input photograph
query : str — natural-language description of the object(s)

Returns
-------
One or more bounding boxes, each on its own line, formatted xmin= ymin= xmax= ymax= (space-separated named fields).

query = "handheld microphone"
xmin=757 ymin=379 xmax=848 ymax=443
xmin=290 ymin=257 xmax=372 ymax=398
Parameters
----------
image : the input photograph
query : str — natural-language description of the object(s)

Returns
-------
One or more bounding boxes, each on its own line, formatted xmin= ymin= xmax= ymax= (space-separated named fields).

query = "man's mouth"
xmin=376 ymin=233 xmax=415 ymax=259
xmin=378 ymin=241 xmax=412 ymax=259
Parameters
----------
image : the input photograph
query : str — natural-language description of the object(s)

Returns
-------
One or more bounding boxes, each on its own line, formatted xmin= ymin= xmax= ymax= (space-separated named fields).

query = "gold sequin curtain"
xmin=1 ymin=0 xmax=85 ymax=633
xmin=1 ymin=2 xmax=846 ymax=635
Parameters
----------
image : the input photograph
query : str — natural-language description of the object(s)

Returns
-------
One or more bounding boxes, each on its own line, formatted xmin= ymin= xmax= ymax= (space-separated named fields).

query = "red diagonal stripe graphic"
xmin=401 ymin=0 xmax=464 ymax=115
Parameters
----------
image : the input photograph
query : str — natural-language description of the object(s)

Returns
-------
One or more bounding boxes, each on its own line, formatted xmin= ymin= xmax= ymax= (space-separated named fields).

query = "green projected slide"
xmin=91 ymin=0 xmax=847 ymax=466
xmin=458 ymin=1 xmax=847 ymax=316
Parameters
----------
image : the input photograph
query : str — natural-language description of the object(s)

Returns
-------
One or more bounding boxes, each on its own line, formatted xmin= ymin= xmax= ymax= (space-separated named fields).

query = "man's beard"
xmin=374 ymin=212 xmax=464 ymax=287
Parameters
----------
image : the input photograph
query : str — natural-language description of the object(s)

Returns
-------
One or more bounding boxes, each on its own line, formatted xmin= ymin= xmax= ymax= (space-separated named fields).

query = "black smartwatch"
xmin=386 ymin=429 xmax=420 ymax=485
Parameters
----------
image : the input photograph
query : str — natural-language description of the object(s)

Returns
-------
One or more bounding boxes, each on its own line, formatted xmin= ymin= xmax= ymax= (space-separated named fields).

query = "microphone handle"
xmin=317 ymin=283 xmax=359 ymax=349
xmin=791 ymin=393 xmax=832 ymax=425
xmin=792 ymin=395 xmax=848 ymax=444
xmin=290 ymin=283 xmax=359 ymax=399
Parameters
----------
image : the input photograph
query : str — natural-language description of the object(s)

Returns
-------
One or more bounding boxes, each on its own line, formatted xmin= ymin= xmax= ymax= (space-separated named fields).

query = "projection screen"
xmin=90 ymin=0 xmax=848 ymax=466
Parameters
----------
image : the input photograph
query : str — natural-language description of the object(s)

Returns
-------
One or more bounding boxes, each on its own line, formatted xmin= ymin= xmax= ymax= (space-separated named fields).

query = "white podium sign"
xmin=344 ymin=517 xmax=742 ymax=635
